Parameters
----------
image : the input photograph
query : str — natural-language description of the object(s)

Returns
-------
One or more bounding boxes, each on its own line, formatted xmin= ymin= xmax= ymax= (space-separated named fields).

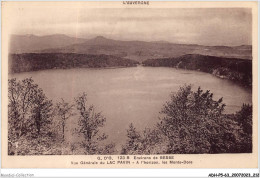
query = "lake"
xmin=10 ymin=66 xmax=252 ymax=150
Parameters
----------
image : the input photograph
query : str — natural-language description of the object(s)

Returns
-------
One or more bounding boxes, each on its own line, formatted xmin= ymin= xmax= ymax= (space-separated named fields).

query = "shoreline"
xmin=8 ymin=65 xmax=139 ymax=74
xmin=142 ymin=65 xmax=252 ymax=91
xmin=9 ymin=64 xmax=251 ymax=90
xmin=141 ymin=65 xmax=252 ymax=89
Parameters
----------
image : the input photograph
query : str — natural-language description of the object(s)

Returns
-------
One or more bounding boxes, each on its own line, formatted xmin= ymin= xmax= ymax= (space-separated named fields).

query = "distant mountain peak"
xmin=86 ymin=36 xmax=115 ymax=45
xmin=95 ymin=36 xmax=107 ymax=40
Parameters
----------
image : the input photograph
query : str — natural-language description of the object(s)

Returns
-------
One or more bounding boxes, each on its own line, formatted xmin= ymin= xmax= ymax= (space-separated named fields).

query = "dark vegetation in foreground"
xmin=9 ymin=53 xmax=139 ymax=73
xmin=8 ymin=78 xmax=115 ymax=155
xmin=122 ymin=86 xmax=252 ymax=154
xmin=142 ymin=54 xmax=252 ymax=88
xmin=8 ymin=78 xmax=252 ymax=155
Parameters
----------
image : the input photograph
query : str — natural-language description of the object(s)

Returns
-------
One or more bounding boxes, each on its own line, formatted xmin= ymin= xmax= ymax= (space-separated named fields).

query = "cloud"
xmin=9 ymin=6 xmax=252 ymax=46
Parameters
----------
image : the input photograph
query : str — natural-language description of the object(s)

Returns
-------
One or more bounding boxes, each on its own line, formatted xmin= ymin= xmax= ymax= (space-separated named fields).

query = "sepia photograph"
xmin=1 ymin=1 xmax=258 ymax=169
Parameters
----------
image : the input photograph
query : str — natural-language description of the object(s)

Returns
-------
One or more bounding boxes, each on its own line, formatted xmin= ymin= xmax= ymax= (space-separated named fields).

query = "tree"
xmin=75 ymin=93 xmax=115 ymax=154
xmin=121 ymin=123 xmax=141 ymax=154
xmin=8 ymin=78 xmax=38 ymax=145
xmin=55 ymin=99 xmax=74 ymax=142
xmin=121 ymin=85 xmax=251 ymax=154
xmin=235 ymin=104 xmax=252 ymax=135
xmin=121 ymin=123 xmax=167 ymax=154
xmin=30 ymin=88 xmax=53 ymax=138
xmin=231 ymin=104 xmax=252 ymax=153
xmin=157 ymin=85 xmax=249 ymax=154
xmin=8 ymin=78 xmax=53 ymax=155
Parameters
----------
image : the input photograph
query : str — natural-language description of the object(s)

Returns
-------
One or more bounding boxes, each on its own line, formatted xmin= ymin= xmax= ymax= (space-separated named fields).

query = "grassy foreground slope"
xmin=142 ymin=54 xmax=252 ymax=87
xmin=9 ymin=53 xmax=139 ymax=73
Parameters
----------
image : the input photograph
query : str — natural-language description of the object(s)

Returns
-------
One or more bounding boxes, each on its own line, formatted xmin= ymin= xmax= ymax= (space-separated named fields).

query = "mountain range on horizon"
xmin=10 ymin=34 xmax=252 ymax=62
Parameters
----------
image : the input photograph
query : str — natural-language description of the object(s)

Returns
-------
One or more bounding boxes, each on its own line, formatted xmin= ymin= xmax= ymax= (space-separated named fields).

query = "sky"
xmin=7 ymin=6 xmax=252 ymax=46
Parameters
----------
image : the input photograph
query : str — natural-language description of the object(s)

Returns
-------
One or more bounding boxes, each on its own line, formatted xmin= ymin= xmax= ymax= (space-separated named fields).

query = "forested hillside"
xmin=142 ymin=54 xmax=252 ymax=87
xmin=9 ymin=53 xmax=139 ymax=73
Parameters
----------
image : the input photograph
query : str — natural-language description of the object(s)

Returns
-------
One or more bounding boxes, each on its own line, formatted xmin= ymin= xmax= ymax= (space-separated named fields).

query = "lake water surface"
xmin=10 ymin=66 xmax=252 ymax=150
